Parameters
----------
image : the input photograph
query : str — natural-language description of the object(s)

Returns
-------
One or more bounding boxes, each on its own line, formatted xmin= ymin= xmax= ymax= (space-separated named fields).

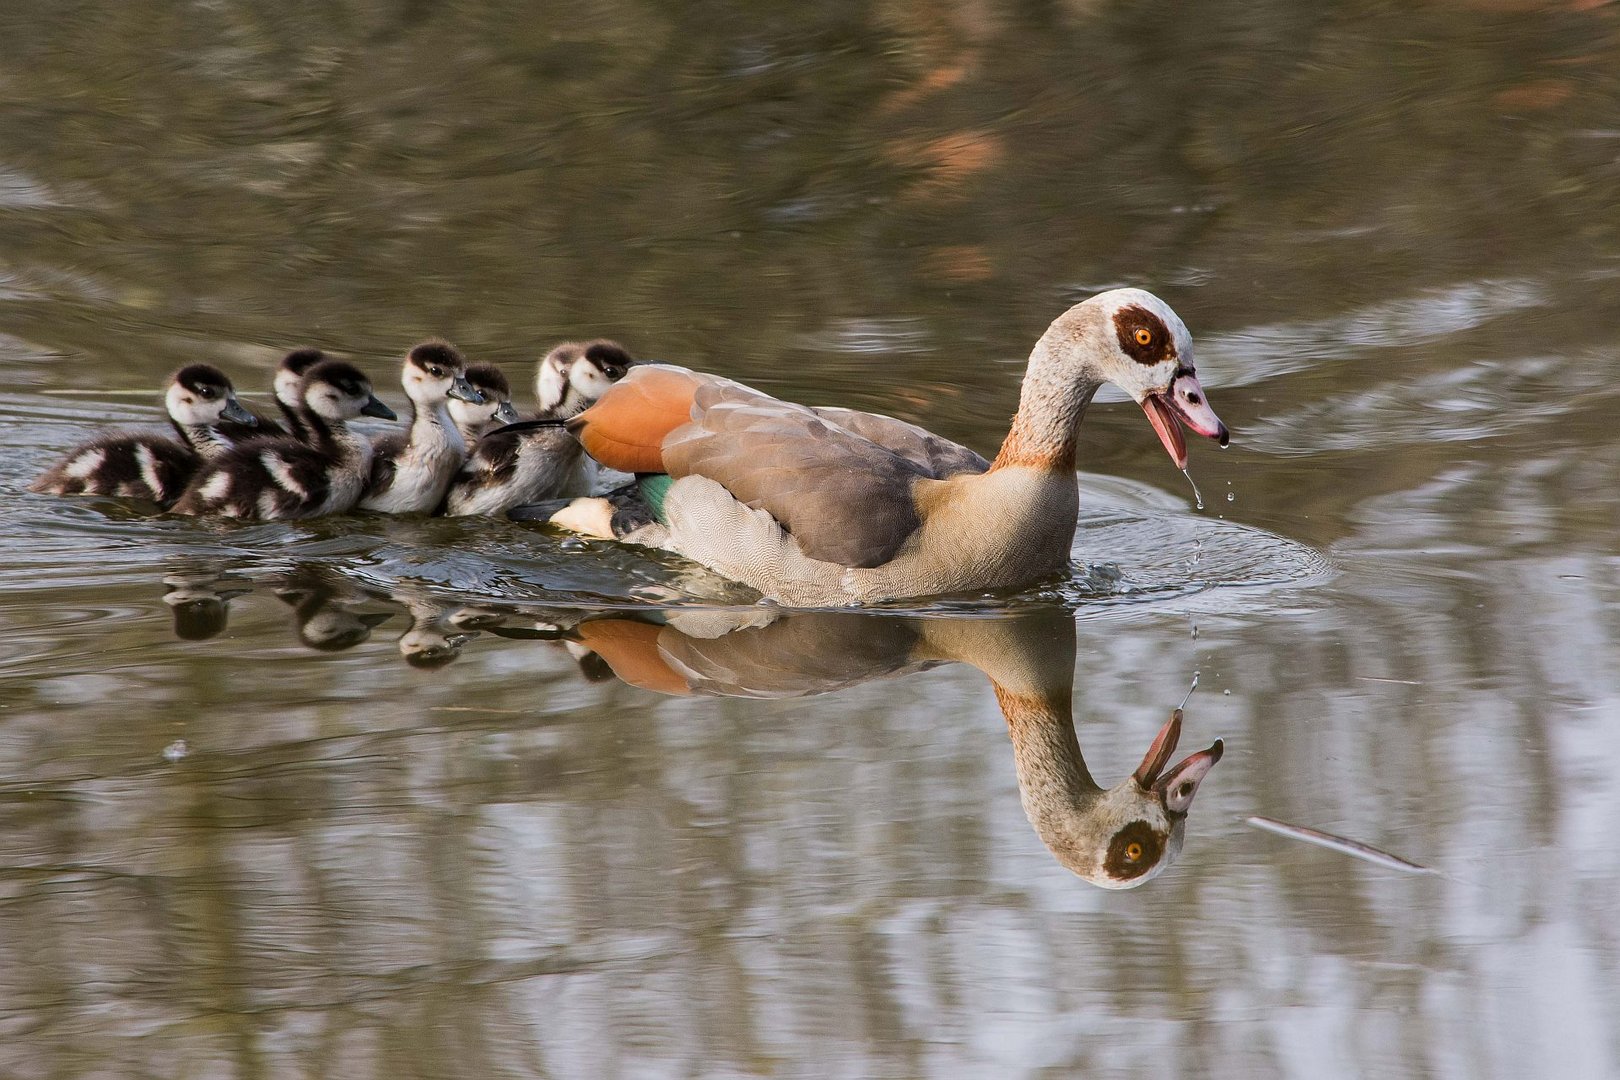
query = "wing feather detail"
xmin=574 ymin=365 xmax=989 ymax=569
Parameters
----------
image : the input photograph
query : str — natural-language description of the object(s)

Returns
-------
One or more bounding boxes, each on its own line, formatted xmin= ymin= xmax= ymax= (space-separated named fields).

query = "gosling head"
xmin=401 ymin=339 xmax=483 ymax=408
xmin=534 ymin=339 xmax=635 ymax=418
xmin=300 ymin=359 xmax=396 ymax=422
xmin=166 ymin=364 xmax=256 ymax=428
xmin=450 ymin=362 xmax=522 ymax=440
xmin=273 ymin=348 xmax=328 ymax=412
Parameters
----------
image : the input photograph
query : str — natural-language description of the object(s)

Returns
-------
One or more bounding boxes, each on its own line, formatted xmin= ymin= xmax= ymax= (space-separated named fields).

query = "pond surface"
xmin=4 ymin=1 xmax=1620 ymax=1077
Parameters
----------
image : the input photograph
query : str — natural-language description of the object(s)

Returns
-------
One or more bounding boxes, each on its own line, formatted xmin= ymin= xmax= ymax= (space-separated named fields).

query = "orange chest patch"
xmin=570 ymin=366 xmax=701 ymax=474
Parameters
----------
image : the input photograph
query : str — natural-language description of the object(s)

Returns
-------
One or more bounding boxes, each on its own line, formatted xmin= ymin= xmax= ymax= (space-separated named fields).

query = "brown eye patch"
xmin=1113 ymin=305 xmax=1177 ymax=366
xmin=1104 ymin=820 xmax=1164 ymax=880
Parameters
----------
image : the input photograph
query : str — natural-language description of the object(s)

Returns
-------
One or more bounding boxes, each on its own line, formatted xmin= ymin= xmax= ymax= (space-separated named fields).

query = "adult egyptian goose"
xmin=171 ymin=359 xmax=396 ymax=519
xmin=360 ymin=340 xmax=484 ymax=514
xmin=528 ymin=289 xmax=1228 ymax=606
xmin=30 ymin=364 xmax=260 ymax=506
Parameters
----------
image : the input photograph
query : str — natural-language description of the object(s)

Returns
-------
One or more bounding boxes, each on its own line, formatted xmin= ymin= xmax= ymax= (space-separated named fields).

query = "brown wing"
xmin=661 ymin=381 xmax=935 ymax=569
xmin=654 ymin=612 xmax=930 ymax=697
xmin=807 ymin=406 xmax=989 ymax=477
xmin=573 ymin=365 xmax=983 ymax=569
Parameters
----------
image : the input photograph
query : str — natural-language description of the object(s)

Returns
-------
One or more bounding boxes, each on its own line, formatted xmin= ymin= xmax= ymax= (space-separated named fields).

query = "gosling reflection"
xmin=562 ymin=608 xmax=1221 ymax=889
xmin=161 ymin=564 xmax=480 ymax=666
xmin=396 ymin=592 xmax=478 ymax=668
xmin=273 ymin=569 xmax=393 ymax=651
xmin=161 ymin=565 xmax=252 ymax=640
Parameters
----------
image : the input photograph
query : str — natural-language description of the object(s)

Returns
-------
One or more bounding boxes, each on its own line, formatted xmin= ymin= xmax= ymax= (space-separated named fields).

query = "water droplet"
xmin=1222 ymin=689 xmax=1231 ymax=696
xmin=1190 ymin=624 xmax=1199 ymax=639
xmin=1225 ymin=491 xmax=1235 ymax=503
xmin=1178 ymin=672 xmax=1200 ymax=710
xmin=1181 ymin=468 xmax=1205 ymax=510
xmin=162 ymin=739 xmax=189 ymax=763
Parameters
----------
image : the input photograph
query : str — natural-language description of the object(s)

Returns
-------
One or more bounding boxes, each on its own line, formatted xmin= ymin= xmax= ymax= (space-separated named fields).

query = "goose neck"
xmin=990 ymin=338 xmax=1101 ymax=473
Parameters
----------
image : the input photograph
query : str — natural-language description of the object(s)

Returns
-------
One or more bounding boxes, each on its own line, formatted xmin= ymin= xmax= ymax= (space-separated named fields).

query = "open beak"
xmin=222 ymin=397 xmax=257 ymax=425
xmin=1141 ymin=371 xmax=1229 ymax=470
xmin=1132 ymin=708 xmax=1224 ymax=816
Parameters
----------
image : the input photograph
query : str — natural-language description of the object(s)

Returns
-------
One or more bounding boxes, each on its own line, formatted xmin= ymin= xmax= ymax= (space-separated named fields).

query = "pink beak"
xmin=1132 ymin=708 xmax=1224 ymax=815
xmin=1141 ymin=371 xmax=1229 ymax=470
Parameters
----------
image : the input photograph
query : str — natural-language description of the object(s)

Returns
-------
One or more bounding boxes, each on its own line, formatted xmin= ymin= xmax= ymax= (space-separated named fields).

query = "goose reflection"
xmin=561 ymin=607 xmax=1222 ymax=889
xmin=473 ymin=610 xmax=619 ymax=680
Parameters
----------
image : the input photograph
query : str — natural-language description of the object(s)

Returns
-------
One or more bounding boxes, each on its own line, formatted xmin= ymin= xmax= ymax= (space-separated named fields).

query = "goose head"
xmin=273 ymin=349 xmax=328 ymax=413
xmin=534 ymin=339 xmax=635 ymax=418
xmin=1015 ymin=706 xmax=1223 ymax=889
xmin=166 ymin=364 xmax=256 ymax=428
xmin=301 ymin=360 xmax=396 ymax=422
xmin=1047 ymin=289 xmax=1229 ymax=469
xmin=401 ymin=340 xmax=483 ymax=408
xmin=450 ymin=362 xmax=522 ymax=440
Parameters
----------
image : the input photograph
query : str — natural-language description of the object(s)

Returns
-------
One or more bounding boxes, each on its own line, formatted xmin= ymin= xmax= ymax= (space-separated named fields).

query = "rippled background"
xmin=4 ymin=1 xmax=1620 ymax=1076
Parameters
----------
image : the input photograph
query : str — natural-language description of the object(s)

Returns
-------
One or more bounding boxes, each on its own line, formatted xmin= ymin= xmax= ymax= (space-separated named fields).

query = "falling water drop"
xmin=1178 ymin=672 xmax=1201 ymax=710
xmin=1181 ymin=468 xmax=1205 ymax=510
xmin=1226 ymin=491 xmax=1235 ymax=503
xmin=162 ymin=739 xmax=189 ymax=763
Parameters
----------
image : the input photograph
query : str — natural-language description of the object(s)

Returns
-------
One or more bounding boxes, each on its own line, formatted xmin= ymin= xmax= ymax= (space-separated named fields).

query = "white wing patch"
xmin=261 ymin=450 xmax=308 ymax=499
xmin=63 ymin=448 xmax=106 ymax=480
xmin=198 ymin=470 xmax=233 ymax=504
xmin=135 ymin=445 xmax=163 ymax=497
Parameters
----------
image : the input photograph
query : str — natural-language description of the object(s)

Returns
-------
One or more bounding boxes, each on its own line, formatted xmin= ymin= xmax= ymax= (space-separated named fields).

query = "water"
xmin=4 ymin=1 xmax=1620 ymax=1077
xmin=1181 ymin=467 xmax=1205 ymax=510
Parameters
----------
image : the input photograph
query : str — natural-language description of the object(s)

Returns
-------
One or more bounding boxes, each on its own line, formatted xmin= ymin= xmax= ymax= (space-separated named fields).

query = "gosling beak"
xmin=1132 ymin=708 xmax=1223 ymax=816
xmin=361 ymin=395 xmax=398 ymax=420
xmin=493 ymin=400 xmax=521 ymax=425
xmin=1141 ymin=371 xmax=1229 ymax=470
xmin=221 ymin=397 xmax=257 ymax=425
xmin=449 ymin=375 xmax=485 ymax=403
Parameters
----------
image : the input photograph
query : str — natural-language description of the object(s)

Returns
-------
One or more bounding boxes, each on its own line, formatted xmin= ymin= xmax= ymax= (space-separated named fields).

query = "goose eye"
xmin=1134 ymin=328 xmax=1153 ymax=347
xmin=1125 ymin=841 xmax=1144 ymax=862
